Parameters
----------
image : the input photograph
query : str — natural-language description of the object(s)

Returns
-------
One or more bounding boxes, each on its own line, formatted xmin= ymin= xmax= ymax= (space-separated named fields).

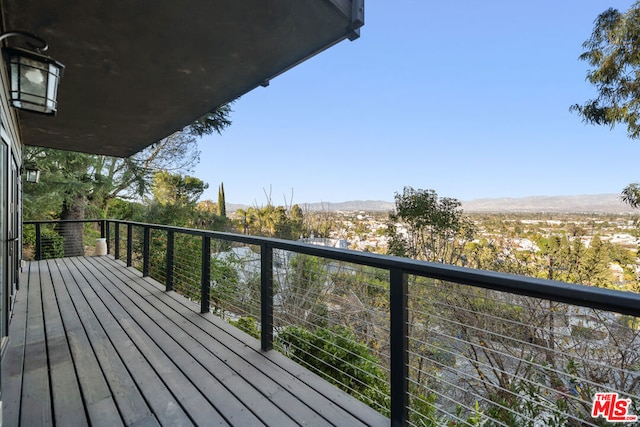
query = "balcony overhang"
xmin=2 ymin=0 xmax=363 ymax=157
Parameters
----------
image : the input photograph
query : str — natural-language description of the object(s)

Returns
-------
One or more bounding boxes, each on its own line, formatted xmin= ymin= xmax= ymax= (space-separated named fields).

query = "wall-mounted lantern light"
xmin=23 ymin=164 xmax=41 ymax=183
xmin=1 ymin=31 xmax=64 ymax=115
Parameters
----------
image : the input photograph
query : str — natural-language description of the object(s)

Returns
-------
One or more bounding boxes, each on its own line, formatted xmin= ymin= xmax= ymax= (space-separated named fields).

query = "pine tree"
xmin=217 ymin=182 xmax=226 ymax=217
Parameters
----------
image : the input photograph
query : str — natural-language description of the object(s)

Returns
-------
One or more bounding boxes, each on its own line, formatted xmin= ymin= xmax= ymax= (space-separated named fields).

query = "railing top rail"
xmin=25 ymin=218 xmax=640 ymax=317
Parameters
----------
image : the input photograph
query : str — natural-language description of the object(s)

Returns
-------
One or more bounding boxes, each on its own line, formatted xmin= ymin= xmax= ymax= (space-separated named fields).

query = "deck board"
xmin=57 ymin=257 xmax=193 ymax=427
xmin=46 ymin=258 xmax=124 ymax=427
xmin=40 ymin=259 xmax=87 ymax=427
xmin=2 ymin=256 xmax=389 ymax=426
xmin=3 ymin=262 xmax=30 ymax=427
xmin=90 ymin=256 xmax=382 ymax=427
xmin=21 ymin=261 xmax=52 ymax=426
xmin=75 ymin=258 xmax=226 ymax=427
xmin=80 ymin=257 xmax=324 ymax=426
xmin=56 ymin=257 xmax=158 ymax=427
xmin=68 ymin=258 xmax=256 ymax=426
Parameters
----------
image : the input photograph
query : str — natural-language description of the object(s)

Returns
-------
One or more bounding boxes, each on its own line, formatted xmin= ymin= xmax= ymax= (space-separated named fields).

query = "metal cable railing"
xmin=23 ymin=219 xmax=103 ymax=260
xmin=25 ymin=219 xmax=640 ymax=426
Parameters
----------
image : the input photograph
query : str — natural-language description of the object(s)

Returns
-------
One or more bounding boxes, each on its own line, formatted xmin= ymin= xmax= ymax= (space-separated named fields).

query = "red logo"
xmin=592 ymin=393 xmax=637 ymax=422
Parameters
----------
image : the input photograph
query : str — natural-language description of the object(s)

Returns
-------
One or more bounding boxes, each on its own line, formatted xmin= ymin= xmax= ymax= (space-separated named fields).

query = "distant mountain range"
xmin=227 ymin=194 xmax=638 ymax=214
xmin=461 ymin=194 xmax=636 ymax=213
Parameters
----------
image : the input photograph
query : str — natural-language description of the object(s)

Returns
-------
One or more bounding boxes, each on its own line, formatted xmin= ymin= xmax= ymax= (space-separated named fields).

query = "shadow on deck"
xmin=2 ymin=256 xmax=388 ymax=426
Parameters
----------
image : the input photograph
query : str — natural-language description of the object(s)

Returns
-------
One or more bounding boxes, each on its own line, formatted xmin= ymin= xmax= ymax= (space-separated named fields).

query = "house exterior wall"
xmin=0 ymin=43 xmax=24 ymax=416
xmin=0 ymin=47 xmax=23 ymax=355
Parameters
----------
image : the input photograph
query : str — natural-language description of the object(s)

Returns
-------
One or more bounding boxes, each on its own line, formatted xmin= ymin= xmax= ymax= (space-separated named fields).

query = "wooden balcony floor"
xmin=2 ymin=256 xmax=388 ymax=426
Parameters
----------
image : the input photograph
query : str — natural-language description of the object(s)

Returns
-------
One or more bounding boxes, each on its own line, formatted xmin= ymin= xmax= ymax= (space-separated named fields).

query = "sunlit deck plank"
xmin=85 ymin=257 xmax=343 ymax=426
xmin=67 ymin=257 xmax=265 ymax=426
xmin=90 ymin=256 xmax=389 ymax=427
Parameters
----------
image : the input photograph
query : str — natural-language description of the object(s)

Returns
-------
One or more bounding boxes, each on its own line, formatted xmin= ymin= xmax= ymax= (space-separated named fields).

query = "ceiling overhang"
xmin=2 ymin=0 xmax=363 ymax=157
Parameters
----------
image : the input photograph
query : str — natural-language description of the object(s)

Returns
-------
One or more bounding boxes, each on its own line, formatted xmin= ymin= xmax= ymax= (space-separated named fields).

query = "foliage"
xmin=484 ymin=377 xmax=569 ymax=427
xmin=465 ymin=238 xmax=522 ymax=273
xmin=142 ymin=172 xmax=233 ymax=231
xmin=22 ymin=226 xmax=64 ymax=260
xmin=184 ymin=103 xmax=233 ymax=138
xmin=330 ymin=265 xmax=389 ymax=349
xmin=105 ymin=198 xmax=146 ymax=221
xmin=210 ymin=257 xmax=240 ymax=317
xmin=387 ymin=187 xmax=475 ymax=264
xmin=23 ymin=104 xmax=232 ymax=222
xmin=24 ymin=132 xmax=200 ymax=220
xmin=532 ymin=234 xmax=619 ymax=288
xmin=277 ymin=325 xmax=391 ymax=415
xmin=571 ymin=2 xmax=640 ymax=139
xmin=571 ymin=2 xmax=640 ymax=208
xmin=236 ymin=204 xmax=304 ymax=239
xmin=277 ymin=254 xmax=331 ymax=328
xmin=229 ymin=316 xmax=260 ymax=339
xmin=622 ymin=182 xmax=640 ymax=209
xmin=22 ymin=133 xmax=210 ymax=255
xmin=217 ymin=182 xmax=226 ymax=217
xmin=151 ymin=171 xmax=208 ymax=207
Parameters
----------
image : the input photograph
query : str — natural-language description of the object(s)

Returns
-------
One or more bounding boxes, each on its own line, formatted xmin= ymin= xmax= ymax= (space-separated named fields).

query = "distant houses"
xmin=298 ymin=236 xmax=349 ymax=249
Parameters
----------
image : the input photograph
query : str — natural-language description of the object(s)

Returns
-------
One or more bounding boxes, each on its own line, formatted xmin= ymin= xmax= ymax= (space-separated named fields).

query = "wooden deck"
xmin=2 ymin=256 xmax=388 ymax=426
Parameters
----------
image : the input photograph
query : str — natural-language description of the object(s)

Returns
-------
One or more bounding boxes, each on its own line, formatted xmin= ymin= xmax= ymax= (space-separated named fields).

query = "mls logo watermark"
xmin=591 ymin=393 xmax=638 ymax=422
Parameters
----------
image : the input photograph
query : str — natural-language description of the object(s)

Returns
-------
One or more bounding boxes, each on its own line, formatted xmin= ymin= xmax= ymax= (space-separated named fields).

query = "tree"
xmin=196 ymin=200 xmax=217 ymax=214
xmin=144 ymin=172 xmax=210 ymax=228
xmin=386 ymin=187 xmax=475 ymax=264
xmin=235 ymin=203 xmax=305 ymax=240
xmin=24 ymin=150 xmax=97 ymax=255
xmin=24 ymin=124 xmax=217 ymax=219
xmin=151 ymin=171 xmax=208 ymax=207
xmin=571 ymin=3 xmax=640 ymax=139
xmin=621 ymin=183 xmax=640 ymax=208
xmin=23 ymin=104 xmax=232 ymax=254
xmin=571 ymin=3 xmax=640 ymax=207
xmin=184 ymin=104 xmax=233 ymax=138
xmin=192 ymin=200 xmax=232 ymax=231
xmin=217 ymin=182 xmax=226 ymax=217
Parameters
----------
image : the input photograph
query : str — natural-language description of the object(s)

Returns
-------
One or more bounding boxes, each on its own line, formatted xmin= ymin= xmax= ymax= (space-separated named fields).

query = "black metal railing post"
xmin=126 ymin=224 xmax=133 ymax=267
xmin=261 ymin=244 xmax=274 ymax=351
xmin=100 ymin=219 xmax=105 ymax=238
xmin=35 ymin=222 xmax=41 ymax=261
xmin=166 ymin=230 xmax=174 ymax=292
xmin=142 ymin=226 xmax=150 ymax=277
xmin=390 ymin=268 xmax=408 ymax=427
xmin=114 ymin=222 xmax=120 ymax=260
xmin=200 ymin=236 xmax=211 ymax=313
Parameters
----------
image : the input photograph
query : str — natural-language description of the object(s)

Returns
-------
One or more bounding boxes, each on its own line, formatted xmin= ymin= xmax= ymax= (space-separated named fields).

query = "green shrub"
xmin=277 ymin=325 xmax=390 ymax=415
xmin=23 ymin=226 xmax=64 ymax=260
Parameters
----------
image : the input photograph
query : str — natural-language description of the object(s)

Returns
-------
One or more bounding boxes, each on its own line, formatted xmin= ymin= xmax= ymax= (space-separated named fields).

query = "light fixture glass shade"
xmin=24 ymin=165 xmax=40 ymax=183
xmin=5 ymin=47 xmax=64 ymax=115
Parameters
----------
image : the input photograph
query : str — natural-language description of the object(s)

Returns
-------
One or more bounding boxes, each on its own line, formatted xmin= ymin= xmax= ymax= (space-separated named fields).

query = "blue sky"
xmin=194 ymin=1 xmax=640 ymax=206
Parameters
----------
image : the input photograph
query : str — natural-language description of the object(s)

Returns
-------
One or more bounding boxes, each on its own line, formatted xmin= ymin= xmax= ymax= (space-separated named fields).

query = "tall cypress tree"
xmin=217 ymin=182 xmax=226 ymax=217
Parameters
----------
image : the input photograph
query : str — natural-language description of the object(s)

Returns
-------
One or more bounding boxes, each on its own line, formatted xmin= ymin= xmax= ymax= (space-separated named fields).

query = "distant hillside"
xmin=228 ymin=194 xmax=638 ymax=214
xmin=461 ymin=194 xmax=636 ymax=214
